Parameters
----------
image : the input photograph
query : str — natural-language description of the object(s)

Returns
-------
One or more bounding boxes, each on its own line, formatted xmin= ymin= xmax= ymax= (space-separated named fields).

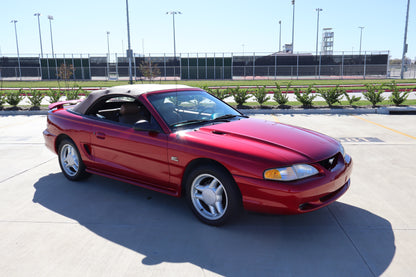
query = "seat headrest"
xmin=120 ymin=103 xmax=140 ymax=115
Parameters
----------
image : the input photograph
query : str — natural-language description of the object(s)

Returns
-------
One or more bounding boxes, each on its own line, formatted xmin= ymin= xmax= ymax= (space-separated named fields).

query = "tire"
xmin=186 ymin=164 xmax=242 ymax=226
xmin=58 ymin=138 xmax=88 ymax=181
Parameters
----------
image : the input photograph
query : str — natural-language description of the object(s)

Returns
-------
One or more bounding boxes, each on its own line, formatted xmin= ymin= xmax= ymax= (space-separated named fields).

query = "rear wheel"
xmin=58 ymin=139 xmax=88 ymax=181
xmin=186 ymin=165 xmax=242 ymax=226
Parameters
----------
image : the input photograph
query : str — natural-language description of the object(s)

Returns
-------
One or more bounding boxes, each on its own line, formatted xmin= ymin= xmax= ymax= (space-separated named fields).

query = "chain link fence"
xmin=0 ymin=51 xmax=399 ymax=81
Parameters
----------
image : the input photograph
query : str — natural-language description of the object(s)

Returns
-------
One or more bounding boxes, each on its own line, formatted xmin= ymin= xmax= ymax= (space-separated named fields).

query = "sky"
xmin=1 ymin=0 xmax=415 ymax=59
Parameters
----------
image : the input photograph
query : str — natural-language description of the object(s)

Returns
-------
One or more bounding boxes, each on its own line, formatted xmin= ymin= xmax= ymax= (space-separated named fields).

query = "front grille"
xmin=318 ymin=153 xmax=339 ymax=170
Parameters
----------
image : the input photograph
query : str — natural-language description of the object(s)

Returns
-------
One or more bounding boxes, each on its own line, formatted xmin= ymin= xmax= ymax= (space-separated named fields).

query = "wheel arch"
xmin=180 ymin=158 xmax=241 ymax=198
xmin=55 ymin=134 xmax=74 ymax=153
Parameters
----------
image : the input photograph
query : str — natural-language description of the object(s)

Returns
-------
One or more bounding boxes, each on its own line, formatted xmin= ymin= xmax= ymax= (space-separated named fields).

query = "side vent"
xmin=83 ymin=144 xmax=92 ymax=155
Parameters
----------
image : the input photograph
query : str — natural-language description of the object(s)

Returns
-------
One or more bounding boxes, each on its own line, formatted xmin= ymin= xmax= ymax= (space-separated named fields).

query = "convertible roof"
xmin=72 ymin=84 xmax=194 ymax=114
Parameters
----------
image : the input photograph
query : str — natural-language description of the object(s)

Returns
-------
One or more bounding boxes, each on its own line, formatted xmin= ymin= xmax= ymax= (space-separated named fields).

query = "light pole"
xmin=106 ymin=31 xmax=110 ymax=79
xmin=10 ymin=20 xmax=21 ymax=79
xmin=48 ymin=15 xmax=55 ymax=57
xmin=291 ymin=0 xmax=295 ymax=53
xmin=166 ymin=11 xmax=182 ymax=60
xmin=278 ymin=20 xmax=282 ymax=52
xmin=358 ymin=26 xmax=364 ymax=55
xmin=34 ymin=13 xmax=43 ymax=58
xmin=125 ymin=0 xmax=133 ymax=84
xmin=315 ymin=8 xmax=323 ymax=56
xmin=401 ymin=0 xmax=410 ymax=79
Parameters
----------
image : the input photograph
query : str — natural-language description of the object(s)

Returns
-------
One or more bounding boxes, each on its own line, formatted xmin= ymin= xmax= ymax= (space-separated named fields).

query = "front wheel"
xmin=186 ymin=165 xmax=242 ymax=226
xmin=58 ymin=138 xmax=88 ymax=181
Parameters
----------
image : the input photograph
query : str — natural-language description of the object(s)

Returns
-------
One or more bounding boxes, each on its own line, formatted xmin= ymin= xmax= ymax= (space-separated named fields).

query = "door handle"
xmin=94 ymin=132 xmax=106 ymax=140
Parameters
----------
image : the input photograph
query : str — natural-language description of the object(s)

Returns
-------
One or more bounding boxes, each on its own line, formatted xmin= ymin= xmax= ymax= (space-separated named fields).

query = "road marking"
xmin=353 ymin=115 xmax=416 ymax=140
xmin=339 ymin=137 xmax=384 ymax=143
xmin=272 ymin=115 xmax=279 ymax=122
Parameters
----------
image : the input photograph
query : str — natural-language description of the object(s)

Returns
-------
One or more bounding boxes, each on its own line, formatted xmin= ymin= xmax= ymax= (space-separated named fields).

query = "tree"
xmin=57 ymin=64 xmax=75 ymax=88
xmin=139 ymin=60 xmax=161 ymax=82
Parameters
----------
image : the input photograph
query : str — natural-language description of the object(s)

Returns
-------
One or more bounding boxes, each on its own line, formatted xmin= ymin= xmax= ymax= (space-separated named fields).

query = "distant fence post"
xmin=80 ymin=54 xmax=85 ymax=80
xmin=88 ymin=54 xmax=92 ymax=80
xmin=296 ymin=54 xmax=299 ymax=80
xmin=363 ymin=52 xmax=367 ymax=80
xmin=318 ymin=53 xmax=322 ymax=79
xmin=38 ymin=55 xmax=43 ymax=80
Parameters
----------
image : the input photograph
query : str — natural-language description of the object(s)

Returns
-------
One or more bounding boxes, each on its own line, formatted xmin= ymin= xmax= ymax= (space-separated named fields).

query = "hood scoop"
xmin=212 ymin=130 xmax=227 ymax=135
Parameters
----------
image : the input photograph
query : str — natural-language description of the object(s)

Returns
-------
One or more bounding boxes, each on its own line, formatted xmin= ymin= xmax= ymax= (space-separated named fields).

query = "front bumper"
xmin=235 ymin=156 xmax=353 ymax=214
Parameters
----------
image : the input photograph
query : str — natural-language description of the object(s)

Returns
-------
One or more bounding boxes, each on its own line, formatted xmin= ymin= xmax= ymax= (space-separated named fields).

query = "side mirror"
xmin=133 ymin=120 xmax=161 ymax=133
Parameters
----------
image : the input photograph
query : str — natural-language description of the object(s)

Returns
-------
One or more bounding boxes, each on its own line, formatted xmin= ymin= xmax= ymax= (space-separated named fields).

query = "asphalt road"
xmin=0 ymin=114 xmax=415 ymax=276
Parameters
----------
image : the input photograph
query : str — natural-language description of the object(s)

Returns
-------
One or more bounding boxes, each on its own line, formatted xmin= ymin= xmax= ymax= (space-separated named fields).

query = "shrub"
xmin=47 ymin=88 xmax=62 ymax=103
xmin=319 ymin=85 xmax=344 ymax=107
xmin=27 ymin=89 xmax=45 ymax=107
xmin=388 ymin=81 xmax=409 ymax=106
xmin=294 ymin=85 xmax=316 ymax=108
xmin=0 ymin=91 xmax=5 ymax=107
xmin=204 ymin=86 xmax=229 ymax=100
xmin=6 ymin=89 xmax=25 ymax=106
xmin=230 ymin=86 xmax=250 ymax=107
xmin=65 ymin=86 xmax=83 ymax=100
xmin=363 ymin=84 xmax=385 ymax=108
xmin=253 ymin=86 xmax=269 ymax=106
xmin=343 ymin=92 xmax=361 ymax=106
xmin=273 ymin=83 xmax=289 ymax=106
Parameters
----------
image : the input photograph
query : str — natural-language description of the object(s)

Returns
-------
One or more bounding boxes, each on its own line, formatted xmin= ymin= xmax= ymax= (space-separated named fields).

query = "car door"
xmin=84 ymin=96 xmax=173 ymax=194
xmin=89 ymin=118 xmax=174 ymax=193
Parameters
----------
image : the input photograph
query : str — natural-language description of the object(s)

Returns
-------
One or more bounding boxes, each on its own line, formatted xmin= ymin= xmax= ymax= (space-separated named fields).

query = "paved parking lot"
xmin=0 ymin=113 xmax=415 ymax=276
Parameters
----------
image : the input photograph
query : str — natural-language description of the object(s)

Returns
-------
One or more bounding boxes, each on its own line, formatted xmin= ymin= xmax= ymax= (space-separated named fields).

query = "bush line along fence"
xmin=1 ymin=81 xmax=414 ymax=109
xmin=0 ymin=51 xmax=396 ymax=81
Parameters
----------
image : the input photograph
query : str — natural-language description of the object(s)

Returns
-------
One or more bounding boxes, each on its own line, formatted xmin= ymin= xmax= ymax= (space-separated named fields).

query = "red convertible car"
xmin=43 ymin=84 xmax=352 ymax=225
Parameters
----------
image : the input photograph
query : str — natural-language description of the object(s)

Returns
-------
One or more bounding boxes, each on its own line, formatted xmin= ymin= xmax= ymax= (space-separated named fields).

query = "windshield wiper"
xmin=170 ymin=119 xmax=211 ymax=128
xmin=171 ymin=114 xmax=248 ymax=128
xmin=212 ymin=114 xmax=248 ymax=121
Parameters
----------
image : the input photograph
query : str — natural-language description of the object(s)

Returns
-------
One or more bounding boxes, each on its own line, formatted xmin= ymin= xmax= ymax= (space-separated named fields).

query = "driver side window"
xmin=87 ymin=96 xmax=157 ymax=129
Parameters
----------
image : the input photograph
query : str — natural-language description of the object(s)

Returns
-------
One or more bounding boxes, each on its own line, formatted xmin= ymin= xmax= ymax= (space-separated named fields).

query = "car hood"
xmin=191 ymin=118 xmax=340 ymax=164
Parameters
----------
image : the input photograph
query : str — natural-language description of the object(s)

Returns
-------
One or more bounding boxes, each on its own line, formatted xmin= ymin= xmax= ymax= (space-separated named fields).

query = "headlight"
xmin=264 ymin=164 xmax=319 ymax=181
xmin=340 ymin=144 xmax=345 ymax=157
xmin=339 ymin=143 xmax=351 ymax=164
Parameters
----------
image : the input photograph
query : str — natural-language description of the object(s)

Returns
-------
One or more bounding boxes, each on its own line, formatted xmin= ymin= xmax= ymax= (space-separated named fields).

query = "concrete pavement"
xmin=0 ymin=114 xmax=415 ymax=276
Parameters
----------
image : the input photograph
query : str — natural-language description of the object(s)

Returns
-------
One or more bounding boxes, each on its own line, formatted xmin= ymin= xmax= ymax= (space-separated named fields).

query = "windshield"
xmin=147 ymin=90 xmax=243 ymax=128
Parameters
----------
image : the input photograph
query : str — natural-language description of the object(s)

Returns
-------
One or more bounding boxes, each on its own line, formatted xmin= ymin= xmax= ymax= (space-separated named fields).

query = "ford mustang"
xmin=43 ymin=84 xmax=352 ymax=225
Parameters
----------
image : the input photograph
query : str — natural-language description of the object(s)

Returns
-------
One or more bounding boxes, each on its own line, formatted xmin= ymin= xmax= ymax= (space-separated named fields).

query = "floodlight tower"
xmin=315 ymin=8 xmax=323 ymax=56
xmin=48 ymin=15 xmax=55 ymax=57
xmin=166 ymin=11 xmax=182 ymax=60
xmin=358 ymin=26 xmax=364 ymax=55
xmin=291 ymin=0 xmax=295 ymax=53
xmin=10 ymin=20 xmax=21 ymax=79
xmin=125 ymin=0 xmax=133 ymax=84
xmin=34 ymin=13 xmax=44 ymax=58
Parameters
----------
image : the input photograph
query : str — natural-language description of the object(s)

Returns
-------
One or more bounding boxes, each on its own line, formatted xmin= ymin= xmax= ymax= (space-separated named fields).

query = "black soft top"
xmin=72 ymin=84 xmax=193 ymax=114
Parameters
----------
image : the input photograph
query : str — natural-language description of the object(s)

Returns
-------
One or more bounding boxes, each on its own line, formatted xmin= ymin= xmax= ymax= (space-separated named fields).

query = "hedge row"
xmin=0 ymin=81 xmax=415 ymax=109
